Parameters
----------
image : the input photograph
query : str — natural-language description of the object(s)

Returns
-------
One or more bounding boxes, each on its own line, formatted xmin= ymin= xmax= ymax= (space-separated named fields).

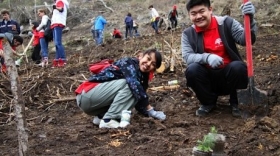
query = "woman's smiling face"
xmin=139 ymin=53 xmax=157 ymax=72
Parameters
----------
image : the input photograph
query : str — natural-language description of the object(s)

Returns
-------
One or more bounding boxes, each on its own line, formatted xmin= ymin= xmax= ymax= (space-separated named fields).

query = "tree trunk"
xmin=3 ymin=40 xmax=29 ymax=156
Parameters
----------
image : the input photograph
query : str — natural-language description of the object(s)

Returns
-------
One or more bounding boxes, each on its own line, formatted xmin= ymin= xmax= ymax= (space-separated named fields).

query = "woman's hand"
xmin=147 ymin=107 xmax=166 ymax=120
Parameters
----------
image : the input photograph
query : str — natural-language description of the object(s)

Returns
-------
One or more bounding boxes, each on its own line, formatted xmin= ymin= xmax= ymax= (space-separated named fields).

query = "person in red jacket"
xmin=30 ymin=21 xmax=41 ymax=64
xmin=112 ymin=28 xmax=122 ymax=39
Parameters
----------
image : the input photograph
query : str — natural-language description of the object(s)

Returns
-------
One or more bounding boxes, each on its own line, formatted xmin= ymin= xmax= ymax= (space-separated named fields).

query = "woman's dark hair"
xmin=127 ymin=13 xmax=131 ymax=16
xmin=186 ymin=0 xmax=211 ymax=12
xmin=32 ymin=21 xmax=39 ymax=28
xmin=148 ymin=5 xmax=153 ymax=9
xmin=143 ymin=48 xmax=162 ymax=69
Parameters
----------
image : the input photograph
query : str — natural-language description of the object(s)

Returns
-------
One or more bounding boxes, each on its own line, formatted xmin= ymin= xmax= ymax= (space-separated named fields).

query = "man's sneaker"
xmin=99 ymin=119 xmax=120 ymax=128
xmin=92 ymin=116 xmax=101 ymax=125
xmin=196 ymin=105 xmax=215 ymax=116
xmin=231 ymin=106 xmax=241 ymax=117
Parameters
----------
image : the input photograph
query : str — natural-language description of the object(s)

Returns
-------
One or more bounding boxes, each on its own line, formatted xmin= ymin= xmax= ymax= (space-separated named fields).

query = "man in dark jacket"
xmin=0 ymin=10 xmax=20 ymax=35
xmin=181 ymin=0 xmax=256 ymax=117
xmin=168 ymin=5 xmax=178 ymax=29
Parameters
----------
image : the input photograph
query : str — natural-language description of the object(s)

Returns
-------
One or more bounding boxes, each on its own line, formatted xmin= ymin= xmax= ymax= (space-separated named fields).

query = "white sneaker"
xmin=99 ymin=119 xmax=120 ymax=128
xmin=119 ymin=110 xmax=131 ymax=128
xmin=92 ymin=116 xmax=101 ymax=125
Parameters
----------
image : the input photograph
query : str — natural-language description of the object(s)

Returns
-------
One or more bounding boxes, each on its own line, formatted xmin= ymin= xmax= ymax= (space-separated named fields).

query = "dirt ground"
xmin=1 ymin=20 xmax=280 ymax=156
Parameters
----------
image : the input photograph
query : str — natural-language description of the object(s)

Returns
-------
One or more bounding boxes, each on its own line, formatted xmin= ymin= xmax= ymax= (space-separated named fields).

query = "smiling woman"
xmin=75 ymin=48 xmax=166 ymax=129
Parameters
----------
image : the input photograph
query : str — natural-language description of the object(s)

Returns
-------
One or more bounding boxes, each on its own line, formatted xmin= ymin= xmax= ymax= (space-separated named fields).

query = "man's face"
xmin=2 ymin=13 xmax=10 ymax=21
xmin=189 ymin=5 xmax=212 ymax=29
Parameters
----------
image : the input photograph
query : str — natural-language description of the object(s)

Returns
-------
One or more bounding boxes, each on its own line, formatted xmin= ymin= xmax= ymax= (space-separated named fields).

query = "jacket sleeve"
xmin=135 ymin=98 xmax=149 ymax=116
xmin=101 ymin=17 xmax=107 ymax=25
xmin=15 ymin=21 xmax=20 ymax=34
xmin=115 ymin=57 xmax=148 ymax=101
xmin=181 ymin=30 xmax=210 ymax=65
xmin=168 ymin=10 xmax=171 ymax=19
xmin=36 ymin=16 xmax=49 ymax=31
xmin=230 ymin=17 xmax=257 ymax=46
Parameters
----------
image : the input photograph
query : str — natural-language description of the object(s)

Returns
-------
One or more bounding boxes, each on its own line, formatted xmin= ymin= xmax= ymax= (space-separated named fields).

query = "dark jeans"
xmin=185 ymin=61 xmax=248 ymax=106
xmin=170 ymin=17 xmax=177 ymax=28
xmin=31 ymin=44 xmax=41 ymax=64
xmin=133 ymin=27 xmax=138 ymax=34
xmin=125 ymin=24 xmax=133 ymax=38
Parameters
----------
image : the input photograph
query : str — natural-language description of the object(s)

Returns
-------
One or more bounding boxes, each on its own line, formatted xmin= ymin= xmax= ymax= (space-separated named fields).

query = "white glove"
xmin=147 ymin=107 xmax=166 ymax=120
xmin=207 ymin=54 xmax=223 ymax=68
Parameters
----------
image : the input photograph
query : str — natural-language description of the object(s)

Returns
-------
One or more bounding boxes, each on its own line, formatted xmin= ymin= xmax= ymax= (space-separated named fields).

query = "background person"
xmin=168 ymin=5 xmax=179 ymax=29
xmin=148 ymin=5 xmax=160 ymax=34
xmin=0 ymin=9 xmax=20 ymax=35
xmin=124 ymin=12 xmax=133 ymax=39
xmin=51 ymin=0 xmax=69 ymax=68
xmin=36 ymin=9 xmax=50 ymax=67
xmin=94 ymin=14 xmax=107 ymax=46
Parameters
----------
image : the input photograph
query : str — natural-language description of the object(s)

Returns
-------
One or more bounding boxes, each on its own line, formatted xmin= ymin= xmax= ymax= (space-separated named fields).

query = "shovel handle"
xmin=243 ymin=0 xmax=253 ymax=77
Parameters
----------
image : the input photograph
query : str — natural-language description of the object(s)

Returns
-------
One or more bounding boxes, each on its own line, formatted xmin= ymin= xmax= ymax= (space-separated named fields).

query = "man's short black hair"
xmin=13 ymin=35 xmax=23 ymax=45
xmin=186 ymin=0 xmax=211 ymax=12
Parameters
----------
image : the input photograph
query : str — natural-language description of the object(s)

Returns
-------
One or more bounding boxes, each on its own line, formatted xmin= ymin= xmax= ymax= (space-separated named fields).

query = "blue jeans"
xmin=95 ymin=29 xmax=104 ymax=45
xmin=53 ymin=27 xmax=66 ymax=60
xmin=91 ymin=29 xmax=95 ymax=39
xmin=40 ymin=37 xmax=49 ymax=58
xmin=152 ymin=19 xmax=159 ymax=33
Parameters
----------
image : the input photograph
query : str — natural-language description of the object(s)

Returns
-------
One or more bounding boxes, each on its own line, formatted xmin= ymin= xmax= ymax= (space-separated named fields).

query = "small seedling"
xmin=196 ymin=126 xmax=217 ymax=152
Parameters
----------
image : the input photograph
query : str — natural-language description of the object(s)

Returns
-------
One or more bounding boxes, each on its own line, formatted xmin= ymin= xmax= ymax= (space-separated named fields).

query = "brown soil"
xmin=1 ymin=25 xmax=280 ymax=156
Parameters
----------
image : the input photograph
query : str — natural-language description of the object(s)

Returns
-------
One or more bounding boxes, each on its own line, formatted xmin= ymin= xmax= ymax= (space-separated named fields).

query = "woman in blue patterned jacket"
xmin=75 ymin=49 xmax=166 ymax=128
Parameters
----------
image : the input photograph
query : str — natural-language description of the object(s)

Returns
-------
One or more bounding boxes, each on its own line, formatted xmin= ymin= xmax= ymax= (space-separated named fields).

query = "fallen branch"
xmin=97 ymin=0 xmax=114 ymax=12
xmin=148 ymin=85 xmax=180 ymax=91
xmin=52 ymin=96 xmax=76 ymax=103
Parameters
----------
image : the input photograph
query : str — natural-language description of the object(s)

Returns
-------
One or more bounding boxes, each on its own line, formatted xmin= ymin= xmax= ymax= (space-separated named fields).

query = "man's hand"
xmin=241 ymin=1 xmax=255 ymax=18
xmin=12 ymin=25 xmax=16 ymax=30
xmin=207 ymin=54 xmax=224 ymax=68
xmin=147 ymin=107 xmax=166 ymax=120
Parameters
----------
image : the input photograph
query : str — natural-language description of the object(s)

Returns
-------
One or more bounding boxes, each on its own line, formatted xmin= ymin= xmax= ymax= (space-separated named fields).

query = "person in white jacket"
xmin=36 ymin=9 xmax=50 ymax=67
xmin=51 ymin=0 xmax=69 ymax=68
xmin=148 ymin=5 xmax=160 ymax=34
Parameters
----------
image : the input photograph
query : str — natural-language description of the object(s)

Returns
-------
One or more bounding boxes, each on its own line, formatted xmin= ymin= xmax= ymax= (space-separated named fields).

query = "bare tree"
xmin=3 ymin=40 xmax=29 ymax=156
